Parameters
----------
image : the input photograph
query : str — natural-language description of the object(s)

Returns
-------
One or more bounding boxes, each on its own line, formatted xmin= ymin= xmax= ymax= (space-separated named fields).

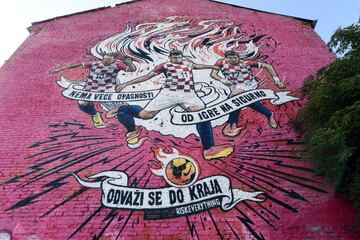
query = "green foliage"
xmin=295 ymin=19 xmax=360 ymax=217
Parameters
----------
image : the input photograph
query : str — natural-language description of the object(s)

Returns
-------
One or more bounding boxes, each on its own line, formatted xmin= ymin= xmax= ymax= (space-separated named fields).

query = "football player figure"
xmin=50 ymin=53 xmax=136 ymax=128
xmin=210 ymin=50 xmax=286 ymax=137
xmin=115 ymin=50 xmax=233 ymax=160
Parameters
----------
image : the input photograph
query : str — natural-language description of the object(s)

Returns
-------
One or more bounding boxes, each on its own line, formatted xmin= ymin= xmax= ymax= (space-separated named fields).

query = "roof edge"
xmin=28 ymin=0 xmax=140 ymax=31
xmin=28 ymin=0 xmax=317 ymax=31
xmin=209 ymin=0 xmax=317 ymax=29
xmin=30 ymin=6 xmax=110 ymax=27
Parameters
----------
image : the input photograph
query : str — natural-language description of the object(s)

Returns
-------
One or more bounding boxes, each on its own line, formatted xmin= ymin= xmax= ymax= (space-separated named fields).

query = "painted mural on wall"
xmin=3 ymin=16 xmax=334 ymax=239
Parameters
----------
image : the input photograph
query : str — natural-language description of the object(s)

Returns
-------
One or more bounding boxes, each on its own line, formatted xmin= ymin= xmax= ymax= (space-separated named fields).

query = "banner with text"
xmin=70 ymin=171 xmax=264 ymax=219
xmin=61 ymin=84 xmax=159 ymax=102
xmin=170 ymin=89 xmax=299 ymax=125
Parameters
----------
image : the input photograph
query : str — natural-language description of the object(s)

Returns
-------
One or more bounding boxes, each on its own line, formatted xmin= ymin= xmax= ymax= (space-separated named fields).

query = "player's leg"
xmin=223 ymin=109 xmax=244 ymax=137
xmin=249 ymin=101 xmax=277 ymax=128
xmin=78 ymin=100 xmax=106 ymax=128
xmin=229 ymin=88 xmax=246 ymax=98
xmin=116 ymin=105 xmax=144 ymax=146
xmin=183 ymin=94 xmax=234 ymax=160
xmin=115 ymin=93 xmax=164 ymax=147
xmin=116 ymin=105 xmax=143 ymax=132
xmin=138 ymin=110 xmax=160 ymax=119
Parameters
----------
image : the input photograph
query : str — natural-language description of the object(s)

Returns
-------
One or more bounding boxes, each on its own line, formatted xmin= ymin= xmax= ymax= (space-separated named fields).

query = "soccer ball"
xmin=165 ymin=158 xmax=196 ymax=186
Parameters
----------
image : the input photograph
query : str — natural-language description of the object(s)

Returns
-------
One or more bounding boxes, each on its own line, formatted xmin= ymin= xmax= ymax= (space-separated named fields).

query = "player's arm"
xmin=123 ymin=57 xmax=136 ymax=72
xmin=115 ymin=71 xmax=158 ymax=92
xmin=193 ymin=64 xmax=219 ymax=70
xmin=210 ymin=68 xmax=232 ymax=86
xmin=49 ymin=63 xmax=85 ymax=74
xmin=209 ymin=60 xmax=232 ymax=86
xmin=258 ymin=62 xmax=285 ymax=88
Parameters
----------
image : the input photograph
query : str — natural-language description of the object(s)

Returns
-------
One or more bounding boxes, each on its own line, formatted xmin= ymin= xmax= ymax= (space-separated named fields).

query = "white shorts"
xmin=231 ymin=79 xmax=259 ymax=91
xmin=144 ymin=89 xmax=205 ymax=111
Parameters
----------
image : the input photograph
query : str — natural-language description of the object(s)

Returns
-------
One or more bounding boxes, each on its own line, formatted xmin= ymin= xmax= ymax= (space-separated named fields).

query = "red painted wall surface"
xmin=0 ymin=0 xmax=358 ymax=239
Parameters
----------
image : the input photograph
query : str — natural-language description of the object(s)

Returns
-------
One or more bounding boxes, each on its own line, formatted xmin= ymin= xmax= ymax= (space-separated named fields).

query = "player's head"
xmin=224 ymin=50 xmax=240 ymax=65
xmin=103 ymin=52 xmax=118 ymax=65
xmin=169 ymin=50 xmax=183 ymax=64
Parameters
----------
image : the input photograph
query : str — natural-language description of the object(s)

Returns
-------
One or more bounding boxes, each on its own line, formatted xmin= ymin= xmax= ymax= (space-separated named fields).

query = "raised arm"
xmin=259 ymin=62 xmax=285 ymax=88
xmin=115 ymin=71 xmax=158 ymax=92
xmin=193 ymin=64 xmax=219 ymax=70
xmin=123 ymin=58 xmax=136 ymax=72
xmin=49 ymin=63 xmax=84 ymax=74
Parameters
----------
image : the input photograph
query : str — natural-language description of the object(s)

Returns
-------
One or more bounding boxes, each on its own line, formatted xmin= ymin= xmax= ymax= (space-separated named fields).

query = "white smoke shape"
xmin=91 ymin=16 xmax=261 ymax=138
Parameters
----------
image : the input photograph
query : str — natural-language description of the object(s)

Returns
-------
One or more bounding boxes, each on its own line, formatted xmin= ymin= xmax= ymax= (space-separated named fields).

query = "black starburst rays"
xmin=1 ymin=121 xmax=153 ymax=239
xmin=181 ymin=130 xmax=328 ymax=240
xmin=2 ymin=117 xmax=328 ymax=240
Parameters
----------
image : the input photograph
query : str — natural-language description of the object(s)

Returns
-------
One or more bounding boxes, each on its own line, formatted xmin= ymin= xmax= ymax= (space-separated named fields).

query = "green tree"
xmin=294 ymin=19 xmax=360 ymax=225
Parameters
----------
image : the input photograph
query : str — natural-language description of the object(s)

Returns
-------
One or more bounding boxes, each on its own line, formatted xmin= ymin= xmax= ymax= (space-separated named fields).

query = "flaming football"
xmin=150 ymin=146 xmax=199 ymax=187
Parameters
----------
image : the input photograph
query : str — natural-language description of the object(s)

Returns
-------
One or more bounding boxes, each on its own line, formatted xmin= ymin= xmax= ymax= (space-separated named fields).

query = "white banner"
xmin=170 ymin=89 xmax=299 ymax=125
xmin=70 ymin=171 xmax=264 ymax=214
xmin=61 ymin=84 xmax=159 ymax=102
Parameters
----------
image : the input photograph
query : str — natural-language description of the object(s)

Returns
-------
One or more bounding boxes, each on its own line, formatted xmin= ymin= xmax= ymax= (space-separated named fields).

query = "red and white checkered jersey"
xmin=84 ymin=61 xmax=126 ymax=92
xmin=215 ymin=59 xmax=260 ymax=85
xmin=153 ymin=60 xmax=195 ymax=92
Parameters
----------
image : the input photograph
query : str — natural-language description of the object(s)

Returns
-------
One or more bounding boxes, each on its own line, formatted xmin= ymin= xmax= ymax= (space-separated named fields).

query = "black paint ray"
xmin=255 ymin=202 xmax=280 ymax=220
xmin=186 ymin=215 xmax=200 ymax=239
xmin=115 ymin=211 xmax=134 ymax=240
xmin=128 ymin=168 xmax=151 ymax=187
xmin=28 ymin=131 xmax=108 ymax=149
xmin=239 ymin=163 xmax=328 ymax=193
xmin=237 ymin=149 xmax=304 ymax=154
xmin=243 ymin=201 xmax=278 ymax=229
xmin=38 ymin=147 xmax=142 ymax=192
xmin=224 ymin=219 xmax=241 ymax=240
xmin=209 ymin=163 xmax=299 ymax=213
xmin=25 ymin=148 xmax=63 ymax=158
xmin=248 ymin=167 xmax=327 ymax=194
xmin=237 ymin=152 xmax=302 ymax=160
xmin=49 ymin=129 xmax=72 ymax=133
xmin=102 ymin=209 xmax=118 ymax=222
xmin=219 ymin=163 xmax=273 ymax=193
xmin=67 ymin=206 xmax=103 ymax=240
xmin=113 ymin=174 xmax=154 ymax=240
xmin=48 ymin=121 xmax=90 ymax=130
xmin=41 ymin=187 xmax=89 ymax=217
xmin=44 ymin=163 xmax=149 ymax=219
xmin=233 ymin=154 xmax=315 ymax=173
xmin=43 ymin=137 xmax=117 ymax=147
xmin=227 ymin=162 xmax=307 ymax=201
xmin=21 ymin=145 xmax=120 ymax=187
xmin=28 ymin=139 xmax=115 ymax=161
xmin=238 ymin=138 xmax=302 ymax=147
xmin=235 ymin=208 xmax=266 ymax=240
xmin=1 ymin=153 xmax=74 ymax=185
xmin=109 ymin=149 xmax=147 ymax=170
xmin=6 ymin=181 xmax=67 ymax=211
xmin=93 ymin=211 xmax=118 ymax=240
xmin=227 ymin=161 xmax=280 ymax=183
xmin=207 ymin=210 xmax=224 ymax=240
xmin=6 ymin=158 xmax=106 ymax=211
xmin=71 ymin=168 xmax=153 ymax=240
xmin=92 ymin=169 xmax=153 ymax=240
xmin=9 ymin=153 xmax=117 ymax=210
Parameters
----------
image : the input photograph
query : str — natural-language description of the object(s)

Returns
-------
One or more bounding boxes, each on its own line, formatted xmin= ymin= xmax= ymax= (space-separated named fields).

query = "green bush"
xmin=294 ymin=19 xmax=360 ymax=223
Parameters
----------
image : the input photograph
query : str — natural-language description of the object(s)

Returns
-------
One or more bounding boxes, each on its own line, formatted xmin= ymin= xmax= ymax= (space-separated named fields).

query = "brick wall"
xmin=0 ymin=0 xmax=358 ymax=239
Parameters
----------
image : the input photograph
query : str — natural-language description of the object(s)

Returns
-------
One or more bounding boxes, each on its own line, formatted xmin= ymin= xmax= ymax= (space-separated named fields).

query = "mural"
xmin=2 ymin=16 xmax=346 ymax=239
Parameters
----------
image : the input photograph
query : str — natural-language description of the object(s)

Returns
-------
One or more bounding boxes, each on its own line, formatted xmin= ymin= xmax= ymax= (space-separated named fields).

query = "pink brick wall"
xmin=0 ymin=0 xmax=358 ymax=239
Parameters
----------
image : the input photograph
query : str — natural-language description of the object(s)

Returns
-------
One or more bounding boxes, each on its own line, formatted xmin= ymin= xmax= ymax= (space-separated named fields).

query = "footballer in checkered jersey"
xmin=114 ymin=50 xmax=234 ymax=160
xmin=50 ymin=52 xmax=136 ymax=128
xmin=210 ymin=50 xmax=286 ymax=137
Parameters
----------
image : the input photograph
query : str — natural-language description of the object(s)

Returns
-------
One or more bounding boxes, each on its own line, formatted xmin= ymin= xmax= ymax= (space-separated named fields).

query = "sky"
xmin=0 ymin=0 xmax=359 ymax=65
